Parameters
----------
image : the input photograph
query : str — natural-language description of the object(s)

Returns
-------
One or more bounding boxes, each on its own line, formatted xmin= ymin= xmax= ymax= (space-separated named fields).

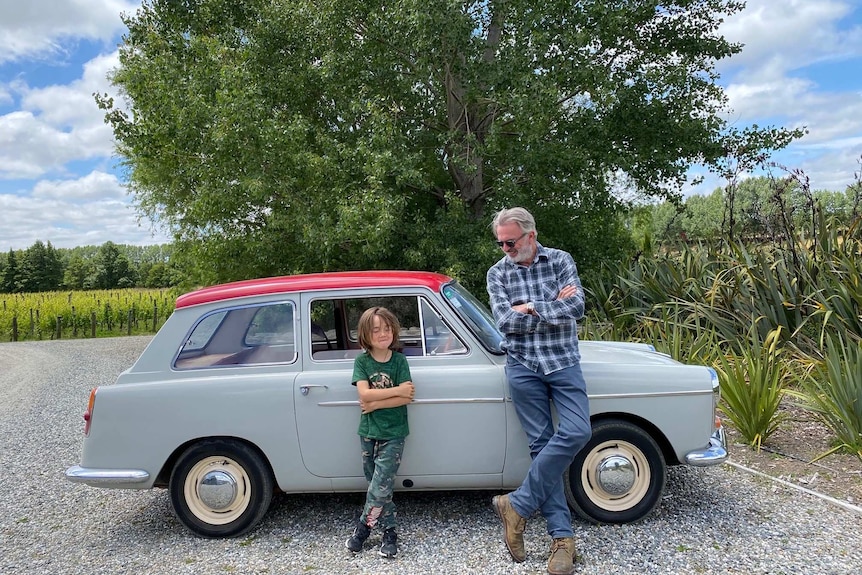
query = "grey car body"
xmin=66 ymin=271 xmax=727 ymax=537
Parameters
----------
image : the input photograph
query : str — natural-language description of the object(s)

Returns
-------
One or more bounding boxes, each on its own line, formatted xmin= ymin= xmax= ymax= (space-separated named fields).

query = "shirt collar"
xmin=503 ymin=241 xmax=547 ymax=268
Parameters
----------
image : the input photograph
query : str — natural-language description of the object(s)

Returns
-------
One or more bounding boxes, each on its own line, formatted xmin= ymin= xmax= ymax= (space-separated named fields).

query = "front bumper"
xmin=684 ymin=425 xmax=728 ymax=467
xmin=65 ymin=465 xmax=150 ymax=487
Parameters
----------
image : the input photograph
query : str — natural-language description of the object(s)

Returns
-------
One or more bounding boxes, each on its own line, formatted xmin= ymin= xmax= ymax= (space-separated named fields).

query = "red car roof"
xmin=175 ymin=270 xmax=454 ymax=309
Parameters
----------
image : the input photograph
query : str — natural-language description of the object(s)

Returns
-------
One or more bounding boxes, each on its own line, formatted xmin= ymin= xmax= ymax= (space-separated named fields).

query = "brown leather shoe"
xmin=547 ymin=537 xmax=576 ymax=575
xmin=492 ymin=494 xmax=527 ymax=562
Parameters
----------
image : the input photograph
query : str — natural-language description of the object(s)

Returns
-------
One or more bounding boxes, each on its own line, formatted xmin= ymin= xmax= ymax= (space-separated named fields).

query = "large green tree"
xmin=91 ymin=242 xmax=137 ymax=289
xmin=101 ymin=0 xmax=800 ymax=291
xmin=1 ymin=249 xmax=21 ymax=293
xmin=63 ymin=254 xmax=94 ymax=290
xmin=20 ymin=241 xmax=64 ymax=293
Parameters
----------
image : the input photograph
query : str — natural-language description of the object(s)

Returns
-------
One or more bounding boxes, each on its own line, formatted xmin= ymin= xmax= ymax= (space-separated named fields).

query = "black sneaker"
xmin=379 ymin=528 xmax=398 ymax=558
xmin=345 ymin=521 xmax=371 ymax=552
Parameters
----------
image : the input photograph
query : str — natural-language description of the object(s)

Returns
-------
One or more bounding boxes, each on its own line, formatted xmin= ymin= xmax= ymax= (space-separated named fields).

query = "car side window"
xmin=309 ymin=295 xmax=467 ymax=360
xmin=175 ymin=301 xmax=297 ymax=369
xmin=420 ymin=298 xmax=468 ymax=356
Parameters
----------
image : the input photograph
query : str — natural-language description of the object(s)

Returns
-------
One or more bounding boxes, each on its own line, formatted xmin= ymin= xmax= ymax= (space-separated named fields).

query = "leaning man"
xmin=486 ymin=207 xmax=591 ymax=575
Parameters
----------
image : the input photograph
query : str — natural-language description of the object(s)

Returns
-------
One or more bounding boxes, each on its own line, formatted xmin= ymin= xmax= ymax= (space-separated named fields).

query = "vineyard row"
xmin=0 ymin=288 xmax=181 ymax=342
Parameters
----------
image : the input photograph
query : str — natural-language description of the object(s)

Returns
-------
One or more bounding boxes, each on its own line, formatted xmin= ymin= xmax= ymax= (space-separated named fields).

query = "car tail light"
xmin=83 ymin=388 xmax=98 ymax=436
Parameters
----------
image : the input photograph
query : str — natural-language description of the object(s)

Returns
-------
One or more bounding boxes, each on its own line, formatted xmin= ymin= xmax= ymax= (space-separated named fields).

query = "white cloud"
xmin=0 ymin=111 xmax=76 ymax=179
xmin=33 ymin=170 xmax=125 ymax=200
xmin=719 ymin=0 xmax=862 ymax=79
xmin=0 ymin=51 xmax=120 ymax=180
xmin=0 ymin=171 xmax=172 ymax=251
xmin=0 ymin=0 xmax=138 ymax=64
xmin=21 ymin=51 xmax=119 ymax=126
xmin=719 ymin=0 xmax=862 ymax=122
xmin=0 ymin=109 xmax=114 ymax=180
xmin=724 ymin=81 xmax=862 ymax=144
xmin=723 ymin=77 xmax=814 ymax=120
xmin=698 ymin=0 xmax=862 ymax=194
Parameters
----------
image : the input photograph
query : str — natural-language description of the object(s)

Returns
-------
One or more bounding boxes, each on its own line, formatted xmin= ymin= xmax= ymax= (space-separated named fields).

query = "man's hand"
xmin=557 ymin=284 xmax=577 ymax=300
xmin=513 ymin=303 xmax=533 ymax=315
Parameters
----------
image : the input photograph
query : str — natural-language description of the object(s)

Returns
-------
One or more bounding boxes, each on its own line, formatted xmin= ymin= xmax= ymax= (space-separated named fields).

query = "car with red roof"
xmin=66 ymin=271 xmax=727 ymax=537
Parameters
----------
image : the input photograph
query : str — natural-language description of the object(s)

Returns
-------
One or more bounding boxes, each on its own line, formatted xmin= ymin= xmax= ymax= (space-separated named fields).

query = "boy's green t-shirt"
xmin=352 ymin=351 xmax=411 ymax=439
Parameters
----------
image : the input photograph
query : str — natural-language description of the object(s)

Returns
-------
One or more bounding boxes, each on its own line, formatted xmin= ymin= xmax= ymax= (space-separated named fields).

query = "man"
xmin=486 ymin=207 xmax=591 ymax=575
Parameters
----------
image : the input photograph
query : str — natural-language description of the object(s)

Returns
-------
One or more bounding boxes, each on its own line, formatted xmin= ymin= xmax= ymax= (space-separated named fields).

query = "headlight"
xmin=707 ymin=366 xmax=720 ymax=405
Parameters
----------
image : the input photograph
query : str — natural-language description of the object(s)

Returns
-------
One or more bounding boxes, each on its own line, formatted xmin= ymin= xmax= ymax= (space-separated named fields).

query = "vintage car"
xmin=66 ymin=271 xmax=727 ymax=538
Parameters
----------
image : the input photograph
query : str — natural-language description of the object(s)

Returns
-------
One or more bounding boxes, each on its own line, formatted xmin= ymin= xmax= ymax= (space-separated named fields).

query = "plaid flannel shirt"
xmin=486 ymin=243 xmax=584 ymax=374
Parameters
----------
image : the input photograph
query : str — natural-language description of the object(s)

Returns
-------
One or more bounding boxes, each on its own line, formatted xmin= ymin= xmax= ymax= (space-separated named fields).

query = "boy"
xmin=345 ymin=307 xmax=415 ymax=558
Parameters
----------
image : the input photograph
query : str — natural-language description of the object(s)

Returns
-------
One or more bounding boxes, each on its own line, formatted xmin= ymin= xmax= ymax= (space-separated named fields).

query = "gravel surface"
xmin=1 ymin=336 xmax=861 ymax=575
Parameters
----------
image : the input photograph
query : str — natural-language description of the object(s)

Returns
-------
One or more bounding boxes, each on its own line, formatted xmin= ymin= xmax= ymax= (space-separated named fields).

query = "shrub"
xmin=714 ymin=326 xmax=788 ymax=450
xmin=791 ymin=334 xmax=862 ymax=462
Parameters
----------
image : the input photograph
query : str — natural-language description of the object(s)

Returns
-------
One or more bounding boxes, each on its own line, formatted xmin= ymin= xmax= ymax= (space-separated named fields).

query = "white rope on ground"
xmin=724 ymin=460 xmax=862 ymax=517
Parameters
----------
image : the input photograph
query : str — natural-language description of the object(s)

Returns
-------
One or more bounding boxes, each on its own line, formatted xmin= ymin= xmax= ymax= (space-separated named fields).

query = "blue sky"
xmin=1 ymin=0 xmax=861 ymax=251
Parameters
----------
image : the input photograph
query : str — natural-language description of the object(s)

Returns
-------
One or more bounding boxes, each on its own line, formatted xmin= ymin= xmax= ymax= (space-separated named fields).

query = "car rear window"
xmin=174 ymin=301 xmax=298 ymax=369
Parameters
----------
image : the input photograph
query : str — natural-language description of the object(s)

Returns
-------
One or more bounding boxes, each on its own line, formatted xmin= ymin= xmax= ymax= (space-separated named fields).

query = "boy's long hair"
xmin=357 ymin=307 xmax=401 ymax=352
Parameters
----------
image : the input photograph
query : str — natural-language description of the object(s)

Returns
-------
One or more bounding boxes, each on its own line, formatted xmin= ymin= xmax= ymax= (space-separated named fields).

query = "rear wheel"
xmin=169 ymin=439 xmax=273 ymax=538
xmin=564 ymin=419 xmax=666 ymax=524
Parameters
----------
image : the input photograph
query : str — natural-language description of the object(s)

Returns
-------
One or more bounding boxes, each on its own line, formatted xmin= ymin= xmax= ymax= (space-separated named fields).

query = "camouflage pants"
xmin=359 ymin=436 xmax=405 ymax=531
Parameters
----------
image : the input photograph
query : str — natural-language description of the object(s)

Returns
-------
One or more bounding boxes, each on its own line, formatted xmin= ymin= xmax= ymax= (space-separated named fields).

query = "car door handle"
xmin=300 ymin=384 xmax=329 ymax=396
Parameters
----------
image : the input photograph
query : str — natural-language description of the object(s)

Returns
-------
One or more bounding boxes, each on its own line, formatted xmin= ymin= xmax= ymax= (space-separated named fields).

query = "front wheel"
xmin=564 ymin=419 xmax=666 ymax=524
xmin=169 ymin=439 xmax=273 ymax=538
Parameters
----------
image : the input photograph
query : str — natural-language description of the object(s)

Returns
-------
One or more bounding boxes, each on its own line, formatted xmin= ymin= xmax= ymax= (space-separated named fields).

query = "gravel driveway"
xmin=1 ymin=337 xmax=861 ymax=575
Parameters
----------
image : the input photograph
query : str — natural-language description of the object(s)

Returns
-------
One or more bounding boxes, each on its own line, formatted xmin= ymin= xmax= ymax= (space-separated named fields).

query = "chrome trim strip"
xmin=589 ymin=389 xmax=713 ymax=400
xmin=65 ymin=465 xmax=150 ymax=485
xmin=317 ymin=397 xmax=506 ymax=407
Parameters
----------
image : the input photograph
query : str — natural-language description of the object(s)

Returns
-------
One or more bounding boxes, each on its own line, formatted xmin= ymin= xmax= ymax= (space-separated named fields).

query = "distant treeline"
xmin=0 ymin=241 xmax=183 ymax=294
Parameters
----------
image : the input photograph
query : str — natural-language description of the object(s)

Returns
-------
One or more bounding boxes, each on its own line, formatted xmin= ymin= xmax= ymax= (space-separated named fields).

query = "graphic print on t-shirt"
xmin=369 ymin=371 xmax=394 ymax=389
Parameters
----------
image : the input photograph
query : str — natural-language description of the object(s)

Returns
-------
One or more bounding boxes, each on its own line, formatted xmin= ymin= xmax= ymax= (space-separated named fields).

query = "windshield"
xmin=441 ymin=281 xmax=504 ymax=354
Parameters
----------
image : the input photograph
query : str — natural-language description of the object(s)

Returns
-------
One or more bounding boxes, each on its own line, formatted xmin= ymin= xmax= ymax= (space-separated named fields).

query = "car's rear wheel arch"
xmin=165 ymin=437 xmax=276 ymax=538
xmin=155 ymin=436 xmax=275 ymax=488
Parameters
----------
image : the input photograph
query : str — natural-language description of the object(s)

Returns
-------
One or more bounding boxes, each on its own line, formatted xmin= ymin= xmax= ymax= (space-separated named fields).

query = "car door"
xmin=294 ymin=291 xmax=507 ymax=482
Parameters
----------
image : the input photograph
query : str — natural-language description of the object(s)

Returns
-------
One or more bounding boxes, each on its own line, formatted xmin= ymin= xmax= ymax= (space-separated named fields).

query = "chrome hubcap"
xmin=595 ymin=455 xmax=636 ymax=496
xmin=198 ymin=470 xmax=237 ymax=510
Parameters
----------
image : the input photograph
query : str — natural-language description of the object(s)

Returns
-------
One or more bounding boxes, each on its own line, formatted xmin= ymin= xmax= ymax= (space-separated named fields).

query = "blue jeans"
xmin=359 ymin=436 xmax=405 ymax=531
xmin=505 ymin=359 xmax=591 ymax=538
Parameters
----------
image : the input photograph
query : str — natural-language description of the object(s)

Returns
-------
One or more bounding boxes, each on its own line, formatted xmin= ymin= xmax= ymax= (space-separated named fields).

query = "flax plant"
xmin=713 ymin=326 xmax=788 ymax=451
xmin=634 ymin=301 xmax=722 ymax=364
xmin=807 ymin=250 xmax=862 ymax=345
xmin=791 ymin=334 xmax=862 ymax=462
xmin=728 ymin=243 xmax=807 ymax=345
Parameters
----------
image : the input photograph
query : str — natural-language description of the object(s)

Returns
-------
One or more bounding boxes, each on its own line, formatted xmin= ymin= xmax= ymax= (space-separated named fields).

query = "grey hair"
xmin=491 ymin=207 xmax=537 ymax=235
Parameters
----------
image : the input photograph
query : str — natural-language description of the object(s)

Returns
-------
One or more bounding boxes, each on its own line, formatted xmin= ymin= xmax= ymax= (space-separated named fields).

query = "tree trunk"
xmin=442 ymin=4 xmax=504 ymax=221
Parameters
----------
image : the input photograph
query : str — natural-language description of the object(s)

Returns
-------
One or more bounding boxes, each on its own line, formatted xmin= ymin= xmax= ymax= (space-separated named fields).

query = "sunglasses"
xmin=495 ymin=232 xmax=528 ymax=248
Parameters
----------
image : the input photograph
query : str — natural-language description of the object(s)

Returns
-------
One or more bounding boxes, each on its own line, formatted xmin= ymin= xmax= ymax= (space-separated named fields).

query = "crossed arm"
xmin=487 ymin=252 xmax=585 ymax=335
xmin=356 ymin=380 xmax=415 ymax=414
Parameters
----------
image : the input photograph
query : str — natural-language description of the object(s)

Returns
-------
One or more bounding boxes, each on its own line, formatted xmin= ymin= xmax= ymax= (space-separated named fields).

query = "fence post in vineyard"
xmin=153 ymin=301 xmax=158 ymax=332
xmin=72 ymin=305 xmax=77 ymax=338
xmin=127 ymin=309 xmax=133 ymax=336
xmin=90 ymin=311 xmax=96 ymax=338
xmin=11 ymin=316 xmax=17 ymax=342
xmin=55 ymin=316 xmax=62 ymax=340
xmin=29 ymin=308 xmax=34 ymax=337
